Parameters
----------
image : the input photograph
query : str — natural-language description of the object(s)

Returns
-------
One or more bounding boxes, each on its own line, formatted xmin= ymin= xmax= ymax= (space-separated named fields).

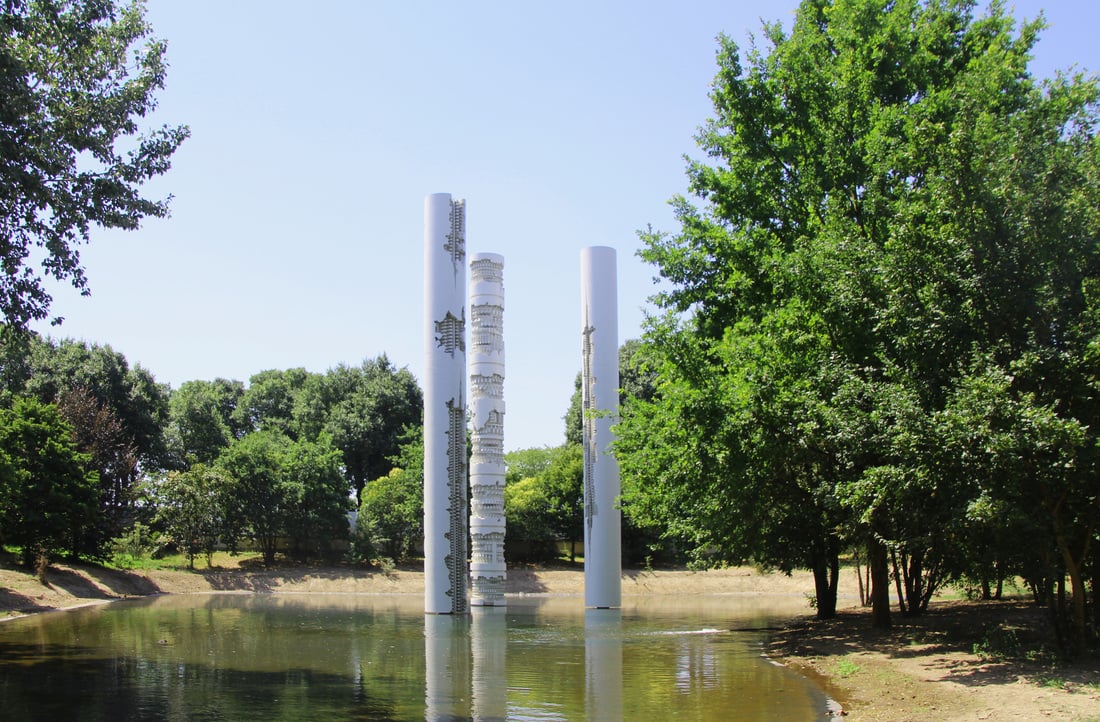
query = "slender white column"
xmin=424 ymin=193 xmax=468 ymax=614
xmin=581 ymin=246 xmax=621 ymax=608
xmin=469 ymin=253 xmax=507 ymax=606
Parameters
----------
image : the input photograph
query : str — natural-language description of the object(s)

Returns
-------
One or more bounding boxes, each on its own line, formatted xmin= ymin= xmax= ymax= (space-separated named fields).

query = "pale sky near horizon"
xmin=30 ymin=1 xmax=1100 ymax=452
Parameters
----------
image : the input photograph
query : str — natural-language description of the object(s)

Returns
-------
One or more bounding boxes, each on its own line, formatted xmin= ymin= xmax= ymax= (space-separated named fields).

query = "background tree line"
xmin=0 ymin=329 xmax=659 ymax=578
xmin=0 ymin=333 xmax=421 ymax=570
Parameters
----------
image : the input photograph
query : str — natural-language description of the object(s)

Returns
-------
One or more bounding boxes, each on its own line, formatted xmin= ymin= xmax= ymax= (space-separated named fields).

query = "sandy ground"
xmin=1 ymin=559 xmax=1097 ymax=721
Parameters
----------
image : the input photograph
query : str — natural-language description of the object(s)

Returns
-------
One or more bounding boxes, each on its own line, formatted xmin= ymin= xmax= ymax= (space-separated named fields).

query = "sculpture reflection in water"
xmin=471 ymin=608 xmax=508 ymax=719
xmin=424 ymin=609 xmax=510 ymax=721
xmin=585 ymin=610 xmax=624 ymax=720
xmin=423 ymin=614 xmax=471 ymax=720
xmin=423 ymin=607 xmax=623 ymax=721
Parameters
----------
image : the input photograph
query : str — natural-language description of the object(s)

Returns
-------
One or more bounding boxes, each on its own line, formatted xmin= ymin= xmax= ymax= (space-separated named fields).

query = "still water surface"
xmin=0 ymin=593 xmax=830 ymax=721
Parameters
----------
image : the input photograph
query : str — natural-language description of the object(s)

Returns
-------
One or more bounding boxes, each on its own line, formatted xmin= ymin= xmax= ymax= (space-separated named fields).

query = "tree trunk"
xmin=35 ymin=546 xmax=49 ymax=585
xmin=811 ymin=544 xmax=840 ymax=619
xmin=890 ymin=548 xmax=907 ymax=615
xmin=1091 ymin=565 xmax=1099 ymax=642
xmin=854 ymin=550 xmax=867 ymax=607
xmin=864 ymin=562 xmax=872 ymax=607
xmin=869 ymin=538 xmax=891 ymax=629
xmin=1059 ymin=542 xmax=1088 ymax=656
xmin=909 ymin=549 xmax=925 ymax=614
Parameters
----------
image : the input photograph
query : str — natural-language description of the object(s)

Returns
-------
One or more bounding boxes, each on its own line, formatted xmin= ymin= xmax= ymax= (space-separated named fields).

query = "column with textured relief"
xmin=423 ymin=193 xmax=468 ymax=614
xmin=580 ymin=246 xmax=621 ymax=608
xmin=469 ymin=252 xmax=506 ymax=606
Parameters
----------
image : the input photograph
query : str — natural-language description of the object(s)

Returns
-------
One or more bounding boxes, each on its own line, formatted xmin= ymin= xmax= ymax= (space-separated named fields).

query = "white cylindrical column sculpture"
xmin=580 ymin=246 xmax=621 ymax=608
xmin=469 ymin=253 xmax=507 ymax=606
xmin=424 ymin=193 xmax=468 ymax=614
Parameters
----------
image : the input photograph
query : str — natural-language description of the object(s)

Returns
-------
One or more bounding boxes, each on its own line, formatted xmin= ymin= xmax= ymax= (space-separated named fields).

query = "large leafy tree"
xmin=55 ymin=384 xmax=138 ymax=555
xmin=279 ymin=433 xmax=351 ymax=561
xmin=216 ymin=431 xmax=284 ymax=565
xmin=17 ymin=335 xmax=169 ymax=467
xmin=0 ymin=396 xmax=98 ymax=568
xmin=297 ymin=356 xmax=422 ymax=504
xmin=0 ymin=0 xmax=188 ymax=329
xmin=618 ymin=0 xmax=1100 ymax=635
xmin=356 ymin=426 xmax=423 ymax=562
xmin=216 ymin=430 xmax=351 ymax=566
xmin=237 ymin=367 xmax=313 ymax=439
xmin=152 ymin=463 xmax=235 ymax=569
xmin=6 ymin=335 xmax=168 ymax=555
xmin=503 ymin=444 xmax=585 ymax=562
xmin=166 ymin=378 xmax=245 ymax=466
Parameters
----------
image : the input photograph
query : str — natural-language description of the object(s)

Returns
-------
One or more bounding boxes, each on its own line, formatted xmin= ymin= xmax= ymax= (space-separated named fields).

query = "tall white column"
xmin=468 ymin=253 xmax=507 ymax=606
xmin=424 ymin=193 xmax=468 ymax=614
xmin=580 ymin=246 xmax=621 ymax=608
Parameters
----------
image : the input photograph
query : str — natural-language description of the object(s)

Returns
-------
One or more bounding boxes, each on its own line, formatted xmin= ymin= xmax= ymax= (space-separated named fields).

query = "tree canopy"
xmin=616 ymin=0 xmax=1100 ymax=643
xmin=0 ymin=0 xmax=188 ymax=329
xmin=0 ymin=396 xmax=99 ymax=565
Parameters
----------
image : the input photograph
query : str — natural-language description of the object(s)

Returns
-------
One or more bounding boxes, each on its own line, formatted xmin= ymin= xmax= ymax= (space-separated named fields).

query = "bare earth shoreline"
xmin=1 ymin=560 xmax=1097 ymax=721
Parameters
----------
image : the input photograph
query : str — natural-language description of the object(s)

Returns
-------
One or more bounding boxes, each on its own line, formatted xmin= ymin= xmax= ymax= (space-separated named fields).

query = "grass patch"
xmin=105 ymin=550 xmax=263 ymax=572
xmin=835 ymin=657 xmax=861 ymax=678
xmin=972 ymin=626 xmax=1022 ymax=661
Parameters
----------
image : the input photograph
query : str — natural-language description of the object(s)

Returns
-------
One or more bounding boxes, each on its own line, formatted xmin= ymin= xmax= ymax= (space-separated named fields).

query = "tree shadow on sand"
xmin=766 ymin=600 xmax=1100 ymax=689
xmin=0 ymin=587 xmax=55 ymax=615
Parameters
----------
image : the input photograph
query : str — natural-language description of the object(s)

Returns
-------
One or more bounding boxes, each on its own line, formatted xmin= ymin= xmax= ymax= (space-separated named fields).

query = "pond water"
xmin=0 ymin=594 xmax=831 ymax=721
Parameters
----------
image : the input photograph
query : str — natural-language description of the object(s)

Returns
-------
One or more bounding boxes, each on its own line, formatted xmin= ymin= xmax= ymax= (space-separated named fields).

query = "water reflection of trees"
xmin=0 ymin=596 xmax=831 ymax=721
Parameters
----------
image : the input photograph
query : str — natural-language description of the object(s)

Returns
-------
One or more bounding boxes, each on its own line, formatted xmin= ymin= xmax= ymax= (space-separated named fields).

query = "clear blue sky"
xmin=31 ymin=1 xmax=1100 ymax=451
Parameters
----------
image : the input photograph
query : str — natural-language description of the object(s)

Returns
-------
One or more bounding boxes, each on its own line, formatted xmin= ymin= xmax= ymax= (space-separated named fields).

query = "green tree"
xmin=504 ymin=446 xmax=558 ymax=486
xmin=280 ymin=434 xmax=351 ymax=561
xmin=357 ymin=427 xmax=423 ymax=562
xmin=153 ymin=464 xmax=234 ymax=569
xmin=618 ymin=0 xmax=1100 ymax=635
xmin=214 ymin=430 xmax=354 ymax=565
xmin=216 ymin=431 xmax=284 ymax=566
xmin=358 ymin=466 xmax=422 ymax=562
xmin=0 ymin=397 xmax=98 ymax=569
xmin=503 ymin=476 xmax=558 ymax=562
xmin=167 ymin=378 xmax=245 ymax=466
xmin=55 ymin=385 xmax=139 ymax=556
xmin=297 ymin=356 xmax=422 ymax=504
xmin=4 ymin=335 xmax=170 ymax=556
xmin=540 ymin=444 xmax=584 ymax=561
xmin=18 ymin=335 xmax=169 ymax=468
xmin=238 ymin=367 xmax=314 ymax=439
xmin=0 ymin=0 xmax=188 ymax=329
xmin=502 ymin=444 xmax=584 ymax=562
